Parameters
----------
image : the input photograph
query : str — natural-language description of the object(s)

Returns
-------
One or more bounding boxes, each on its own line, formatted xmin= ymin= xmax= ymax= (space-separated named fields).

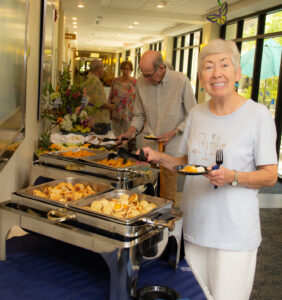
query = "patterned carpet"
xmin=250 ymin=208 xmax=282 ymax=300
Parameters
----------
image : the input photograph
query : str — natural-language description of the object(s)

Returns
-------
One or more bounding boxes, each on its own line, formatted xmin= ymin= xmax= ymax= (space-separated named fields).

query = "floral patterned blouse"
xmin=108 ymin=77 xmax=136 ymax=123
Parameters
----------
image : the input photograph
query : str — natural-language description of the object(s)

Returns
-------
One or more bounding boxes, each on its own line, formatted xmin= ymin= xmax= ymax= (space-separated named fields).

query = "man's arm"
xmin=130 ymin=84 xmax=146 ymax=133
xmin=158 ymin=77 xmax=196 ymax=144
xmin=177 ymin=77 xmax=197 ymax=132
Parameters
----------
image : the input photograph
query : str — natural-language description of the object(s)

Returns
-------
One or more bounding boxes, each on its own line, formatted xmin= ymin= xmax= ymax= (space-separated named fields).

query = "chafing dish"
xmin=0 ymin=186 xmax=182 ymax=300
xmin=73 ymin=189 xmax=172 ymax=226
xmin=35 ymin=151 xmax=159 ymax=191
xmin=16 ymin=177 xmax=113 ymax=208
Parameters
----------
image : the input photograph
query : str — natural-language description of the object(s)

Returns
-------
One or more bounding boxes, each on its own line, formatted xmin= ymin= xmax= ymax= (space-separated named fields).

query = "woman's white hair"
xmin=198 ymin=39 xmax=240 ymax=75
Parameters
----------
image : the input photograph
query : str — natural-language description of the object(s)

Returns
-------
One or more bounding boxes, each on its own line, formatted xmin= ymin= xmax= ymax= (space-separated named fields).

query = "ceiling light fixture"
xmin=133 ymin=21 xmax=139 ymax=25
xmin=77 ymin=4 xmax=84 ymax=8
xmin=156 ymin=1 xmax=168 ymax=8
xmin=72 ymin=17 xmax=77 ymax=20
xmin=72 ymin=22 xmax=77 ymax=25
xmin=73 ymin=25 xmax=77 ymax=28
xmin=129 ymin=25 xmax=133 ymax=29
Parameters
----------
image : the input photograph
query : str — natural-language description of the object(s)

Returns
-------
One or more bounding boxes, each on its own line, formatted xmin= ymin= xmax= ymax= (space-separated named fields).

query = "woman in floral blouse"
xmin=108 ymin=61 xmax=136 ymax=136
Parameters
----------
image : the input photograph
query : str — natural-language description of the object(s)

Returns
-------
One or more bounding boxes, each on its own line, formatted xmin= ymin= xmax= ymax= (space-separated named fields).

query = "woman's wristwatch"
xmin=230 ymin=170 xmax=239 ymax=186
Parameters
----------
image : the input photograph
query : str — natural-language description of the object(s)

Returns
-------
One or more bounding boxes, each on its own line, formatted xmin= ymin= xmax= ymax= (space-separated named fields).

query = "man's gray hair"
xmin=90 ymin=59 xmax=103 ymax=71
xmin=198 ymin=39 xmax=240 ymax=75
xmin=152 ymin=52 xmax=164 ymax=70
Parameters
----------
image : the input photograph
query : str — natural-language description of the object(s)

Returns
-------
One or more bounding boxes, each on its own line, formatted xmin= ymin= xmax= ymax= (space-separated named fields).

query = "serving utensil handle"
xmin=47 ymin=209 xmax=76 ymax=223
xmin=140 ymin=213 xmax=181 ymax=232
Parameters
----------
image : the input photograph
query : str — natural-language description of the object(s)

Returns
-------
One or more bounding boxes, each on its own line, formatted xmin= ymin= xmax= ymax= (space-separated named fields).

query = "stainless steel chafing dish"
xmin=34 ymin=150 xmax=159 ymax=191
xmin=0 ymin=183 xmax=182 ymax=300
xmin=16 ymin=177 xmax=113 ymax=208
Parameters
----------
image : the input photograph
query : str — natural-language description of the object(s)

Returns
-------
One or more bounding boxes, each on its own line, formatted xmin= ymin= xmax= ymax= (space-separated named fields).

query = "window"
xmin=265 ymin=10 xmax=282 ymax=34
xmin=222 ymin=7 xmax=282 ymax=180
xmin=242 ymin=17 xmax=258 ymax=38
xmin=149 ymin=40 xmax=164 ymax=52
xmin=134 ymin=48 xmax=141 ymax=77
xmin=172 ymin=29 xmax=202 ymax=97
xmin=239 ymin=40 xmax=256 ymax=99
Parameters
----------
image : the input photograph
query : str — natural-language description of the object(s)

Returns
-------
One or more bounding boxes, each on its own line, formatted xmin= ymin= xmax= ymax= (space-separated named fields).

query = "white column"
xmin=163 ymin=36 xmax=174 ymax=64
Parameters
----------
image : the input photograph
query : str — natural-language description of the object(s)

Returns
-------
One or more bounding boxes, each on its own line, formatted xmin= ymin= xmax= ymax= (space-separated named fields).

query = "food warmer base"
xmin=0 ymin=196 xmax=182 ymax=300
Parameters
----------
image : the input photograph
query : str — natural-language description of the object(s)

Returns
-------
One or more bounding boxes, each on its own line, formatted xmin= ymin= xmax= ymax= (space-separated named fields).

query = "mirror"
xmin=0 ymin=0 xmax=27 ymax=170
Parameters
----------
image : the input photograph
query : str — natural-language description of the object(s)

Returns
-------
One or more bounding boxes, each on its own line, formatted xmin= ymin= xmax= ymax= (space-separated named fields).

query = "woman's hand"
xmin=204 ymin=166 xmax=234 ymax=187
xmin=137 ymin=147 xmax=161 ymax=164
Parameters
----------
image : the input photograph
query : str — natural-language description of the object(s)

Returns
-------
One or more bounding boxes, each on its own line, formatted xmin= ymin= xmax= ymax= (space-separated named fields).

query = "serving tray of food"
xmin=80 ymin=152 xmax=145 ymax=171
xmin=15 ymin=177 xmax=113 ymax=208
xmin=44 ymin=148 xmax=106 ymax=159
xmin=71 ymin=189 xmax=172 ymax=225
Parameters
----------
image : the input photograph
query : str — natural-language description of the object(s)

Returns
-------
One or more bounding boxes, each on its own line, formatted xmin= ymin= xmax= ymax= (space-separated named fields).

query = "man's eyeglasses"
xmin=138 ymin=66 xmax=159 ymax=78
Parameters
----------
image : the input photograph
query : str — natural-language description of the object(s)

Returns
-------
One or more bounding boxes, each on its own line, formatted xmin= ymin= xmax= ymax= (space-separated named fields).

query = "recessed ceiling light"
xmin=129 ymin=25 xmax=133 ymax=29
xmin=73 ymin=22 xmax=77 ymax=25
xmin=156 ymin=1 xmax=168 ymax=8
xmin=73 ymin=25 xmax=77 ymax=28
xmin=74 ymin=32 xmax=77 ymax=34
xmin=133 ymin=21 xmax=139 ymax=25
xmin=77 ymin=4 xmax=84 ymax=8
xmin=72 ymin=17 xmax=77 ymax=20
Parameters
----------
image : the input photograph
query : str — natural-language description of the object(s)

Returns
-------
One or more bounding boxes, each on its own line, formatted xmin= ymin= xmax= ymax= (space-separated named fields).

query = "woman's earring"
xmin=201 ymin=87 xmax=204 ymax=92
xmin=235 ymin=81 xmax=239 ymax=88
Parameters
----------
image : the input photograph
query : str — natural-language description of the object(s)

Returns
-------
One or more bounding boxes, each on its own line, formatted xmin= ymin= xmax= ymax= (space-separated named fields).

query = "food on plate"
xmin=97 ymin=157 xmax=135 ymax=168
xmin=145 ymin=134 xmax=158 ymax=139
xmin=179 ymin=165 xmax=206 ymax=173
xmin=87 ymin=193 xmax=157 ymax=219
xmin=32 ymin=182 xmax=96 ymax=202
xmin=59 ymin=150 xmax=95 ymax=158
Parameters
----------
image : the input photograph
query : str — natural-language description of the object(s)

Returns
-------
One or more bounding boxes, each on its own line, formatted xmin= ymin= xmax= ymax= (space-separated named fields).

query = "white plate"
xmin=65 ymin=134 xmax=85 ymax=144
xmin=85 ymin=135 xmax=99 ymax=145
xmin=85 ymin=135 xmax=115 ymax=146
xmin=50 ymin=133 xmax=66 ymax=144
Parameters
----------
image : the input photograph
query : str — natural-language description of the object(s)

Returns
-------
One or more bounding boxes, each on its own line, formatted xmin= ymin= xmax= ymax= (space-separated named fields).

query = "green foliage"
xmin=38 ymin=131 xmax=52 ymax=151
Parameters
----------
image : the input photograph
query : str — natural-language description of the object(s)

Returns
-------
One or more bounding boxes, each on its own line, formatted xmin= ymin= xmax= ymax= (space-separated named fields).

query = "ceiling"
xmin=61 ymin=0 xmax=281 ymax=52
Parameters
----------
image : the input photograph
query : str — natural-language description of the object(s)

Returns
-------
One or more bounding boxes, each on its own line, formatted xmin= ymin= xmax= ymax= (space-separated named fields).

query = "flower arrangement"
xmin=41 ymin=65 xmax=99 ymax=134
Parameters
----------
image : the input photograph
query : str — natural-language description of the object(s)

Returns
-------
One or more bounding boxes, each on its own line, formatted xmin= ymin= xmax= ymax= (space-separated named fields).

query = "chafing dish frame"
xmin=0 ymin=197 xmax=182 ymax=300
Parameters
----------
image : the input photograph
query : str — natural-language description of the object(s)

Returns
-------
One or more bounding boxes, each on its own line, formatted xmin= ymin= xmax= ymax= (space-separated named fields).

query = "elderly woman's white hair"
xmin=90 ymin=59 xmax=103 ymax=72
xmin=198 ymin=39 xmax=240 ymax=75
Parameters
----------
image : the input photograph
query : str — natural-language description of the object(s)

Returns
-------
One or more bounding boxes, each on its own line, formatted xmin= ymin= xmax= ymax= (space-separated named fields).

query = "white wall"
xmin=0 ymin=0 xmax=40 ymax=202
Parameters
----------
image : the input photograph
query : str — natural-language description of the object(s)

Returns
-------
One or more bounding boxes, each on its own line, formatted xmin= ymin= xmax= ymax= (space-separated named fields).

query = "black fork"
xmin=212 ymin=149 xmax=223 ymax=189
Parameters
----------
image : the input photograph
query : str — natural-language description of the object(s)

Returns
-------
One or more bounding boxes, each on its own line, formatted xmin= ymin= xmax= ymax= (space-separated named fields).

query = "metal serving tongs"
xmin=100 ymin=137 xmax=129 ymax=142
xmin=107 ymin=147 xmax=148 ymax=162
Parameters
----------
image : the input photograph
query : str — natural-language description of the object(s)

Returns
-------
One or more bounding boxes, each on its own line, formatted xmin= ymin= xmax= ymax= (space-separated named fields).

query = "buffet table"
xmin=0 ymin=234 xmax=206 ymax=300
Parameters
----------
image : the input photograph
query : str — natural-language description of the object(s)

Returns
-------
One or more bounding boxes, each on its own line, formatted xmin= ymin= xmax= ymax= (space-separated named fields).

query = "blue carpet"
xmin=0 ymin=234 xmax=206 ymax=300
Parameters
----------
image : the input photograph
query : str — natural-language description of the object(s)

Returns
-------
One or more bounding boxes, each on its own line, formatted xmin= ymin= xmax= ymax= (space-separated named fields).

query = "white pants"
xmin=184 ymin=241 xmax=258 ymax=300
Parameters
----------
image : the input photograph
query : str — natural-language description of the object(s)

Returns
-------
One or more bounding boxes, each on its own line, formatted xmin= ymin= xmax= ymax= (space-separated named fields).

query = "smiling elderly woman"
xmin=140 ymin=39 xmax=278 ymax=300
